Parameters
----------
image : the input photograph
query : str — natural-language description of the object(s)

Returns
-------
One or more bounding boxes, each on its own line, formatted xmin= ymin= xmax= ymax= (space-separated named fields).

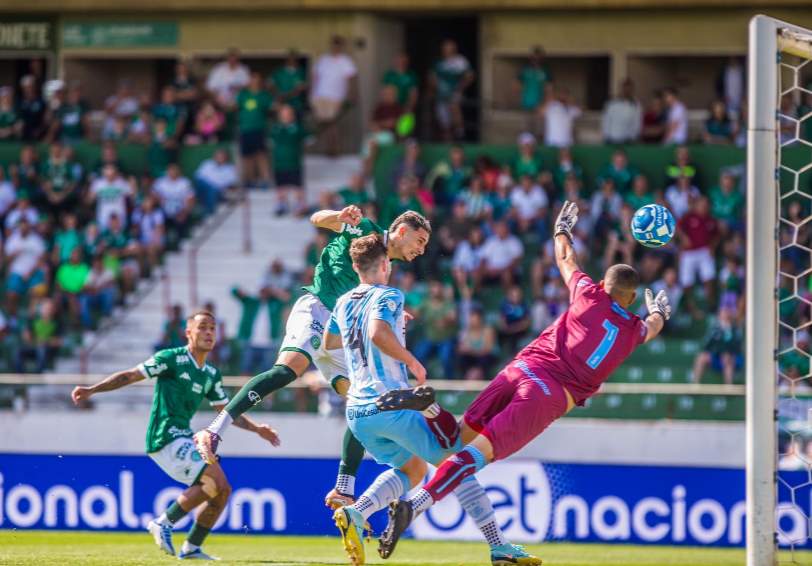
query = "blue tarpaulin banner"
xmin=0 ymin=454 xmax=807 ymax=547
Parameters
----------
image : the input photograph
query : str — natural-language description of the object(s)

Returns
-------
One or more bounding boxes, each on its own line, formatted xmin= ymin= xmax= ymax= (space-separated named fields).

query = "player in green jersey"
xmin=71 ymin=310 xmax=280 ymax=560
xmin=195 ymin=205 xmax=431 ymax=509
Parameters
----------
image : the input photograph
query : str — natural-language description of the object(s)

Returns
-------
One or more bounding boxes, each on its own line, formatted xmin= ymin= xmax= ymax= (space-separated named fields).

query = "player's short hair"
xmin=187 ymin=309 xmax=216 ymax=325
xmin=389 ymin=210 xmax=432 ymax=235
xmin=350 ymin=233 xmax=388 ymax=274
xmin=604 ymin=264 xmax=640 ymax=293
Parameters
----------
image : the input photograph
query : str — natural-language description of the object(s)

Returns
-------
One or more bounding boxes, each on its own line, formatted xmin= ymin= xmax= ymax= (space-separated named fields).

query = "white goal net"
xmin=748 ymin=15 xmax=812 ymax=566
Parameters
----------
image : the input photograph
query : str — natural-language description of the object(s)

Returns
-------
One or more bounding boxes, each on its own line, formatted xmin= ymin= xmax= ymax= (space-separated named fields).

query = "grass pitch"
xmin=1 ymin=530 xmax=796 ymax=566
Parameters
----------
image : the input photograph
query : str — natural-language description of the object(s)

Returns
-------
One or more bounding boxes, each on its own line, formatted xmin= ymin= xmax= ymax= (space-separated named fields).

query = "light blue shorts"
xmin=347 ymin=402 xmax=462 ymax=469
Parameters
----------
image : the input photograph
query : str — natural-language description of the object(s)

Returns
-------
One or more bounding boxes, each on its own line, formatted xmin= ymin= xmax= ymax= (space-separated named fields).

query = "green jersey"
xmin=382 ymin=68 xmax=418 ymax=107
xmin=139 ymin=346 xmax=228 ymax=454
xmin=236 ymin=88 xmax=272 ymax=132
xmin=303 ymin=217 xmax=383 ymax=310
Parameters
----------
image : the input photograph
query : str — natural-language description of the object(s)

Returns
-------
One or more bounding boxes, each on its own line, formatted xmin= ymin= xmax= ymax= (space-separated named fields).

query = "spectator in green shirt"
xmin=0 ymin=87 xmax=21 ymax=141
xmin=269 ymin=50 xmax=308 ymax=119
xmin=152 ymin=85 xmax=187 ymax=144
xmin=336 ymin=172 xmax=370 ymax=207
xmin=703 ymin=100 xmax=734 ymax=145
xmin=270 ymin=104 xmax=309 ymax=215
xmin=100 ymin=213 xmax=141 ymax=296
xmin=56 ymin=247 xmax=90 ymax=328
xmin=50 ymin=83 xmax=88 ymax=144
xmin=236 ymin=71 xmax=273 ymax=188
xmin=425 ymin=144 xmax=471 ymax=209
xmin=413 ymin=280 xmax=458 ymax=379
xmin=597 ymin=149 xmax=639 ymax=195
xmin=516 ymin=46 xmax=552 ymax=133
xmin=692 ymin=307 xmax=743 ymax=385
xmin=513 ymin=132 xmax=542 ymax=179
xmin=52 ymin=213 xmax=83 ymax=266
xmin=709 ymin=171 xmax=743 ymax=232
xmin=17 ymin=298 xmax=62 ymax=373
xmin=382 ymin=174 xmax=424 ymax=227
xmin=551 ymin=146 xmax=583 ymax=191
xmin=624 ymin=174 xmax=656 ymax=211
xmin=154 ymin=303 xmax=186 ymax=351
xmin=382 ymin=51 xmax=418 ymax=112
xmin=431 ymin=39 xmax=474 ymax=141
xmin=40 ymin=142 xmax=83 ymax=218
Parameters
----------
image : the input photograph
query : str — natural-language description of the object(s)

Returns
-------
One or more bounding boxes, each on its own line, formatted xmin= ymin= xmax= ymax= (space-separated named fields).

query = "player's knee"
xmin=218 ymin=480 xmax=232 ymax=500
xmin=401 ymin=458 xmax=428 ymax=486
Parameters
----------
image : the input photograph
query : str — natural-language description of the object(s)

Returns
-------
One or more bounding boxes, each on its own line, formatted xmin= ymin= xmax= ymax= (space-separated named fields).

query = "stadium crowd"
xmin=1 ymin=39 xmax=808 ymax=390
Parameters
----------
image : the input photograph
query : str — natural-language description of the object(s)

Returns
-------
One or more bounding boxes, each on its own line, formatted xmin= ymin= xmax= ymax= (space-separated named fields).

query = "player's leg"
xmin=177 ymin=464 xmax=231 ymax=560
xmin=334 ymin=412 xmax=417 ymax=566
xmin=319 ymin=351 xmax=367 ymax=509
xmin=376 ymin=385 xmax=460 ymax=449
xmin=195 ymin=295 xmax=321 ymax=462
xmin=147 ymin=438 xmax=227 ymax=557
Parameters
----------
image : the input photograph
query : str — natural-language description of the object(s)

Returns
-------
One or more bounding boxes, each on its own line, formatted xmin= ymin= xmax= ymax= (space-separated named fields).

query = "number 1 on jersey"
xmin=587 ymin=319 xmax=619 ymax=369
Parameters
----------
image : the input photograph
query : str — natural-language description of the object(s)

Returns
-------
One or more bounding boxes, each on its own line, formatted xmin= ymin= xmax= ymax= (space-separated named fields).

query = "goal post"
xmin=747 ymin=15 xmax=812 ymax=566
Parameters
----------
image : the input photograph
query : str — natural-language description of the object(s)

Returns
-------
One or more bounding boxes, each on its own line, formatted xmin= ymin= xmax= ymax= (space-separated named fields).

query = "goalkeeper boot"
xmin=334 ymin=506 xmax=367 ymax=566
xmin=490 ymin=544 xmax=543 ymax=565
xmin=376 ymin=385 xmax=436 ymax=412
xmin=193 ymin=429 xmax=221 ymax=465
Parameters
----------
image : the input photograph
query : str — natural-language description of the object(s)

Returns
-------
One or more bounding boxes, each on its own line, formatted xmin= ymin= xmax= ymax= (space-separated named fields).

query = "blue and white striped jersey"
xmin=329 ymin=283 xmax=408 ymax=407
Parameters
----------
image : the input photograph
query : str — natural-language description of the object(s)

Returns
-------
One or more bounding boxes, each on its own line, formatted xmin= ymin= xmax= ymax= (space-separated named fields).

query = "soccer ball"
xmin=630 ymin=204 xmax=676 ymax=248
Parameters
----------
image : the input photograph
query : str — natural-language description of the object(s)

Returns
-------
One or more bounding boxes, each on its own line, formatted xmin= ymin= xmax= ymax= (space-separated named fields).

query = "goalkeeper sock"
xmin=420 ymin=445 xmax=488 ymax=503
xmin=350 ymin=469 xmax=410 ymax=520
xmin=423 ymin=404 xmax=460 ymax=449
xmin=218 ymin=364 xmax=297 ymax=428
xmin=335 ymin=427 xmax=365 ymax=496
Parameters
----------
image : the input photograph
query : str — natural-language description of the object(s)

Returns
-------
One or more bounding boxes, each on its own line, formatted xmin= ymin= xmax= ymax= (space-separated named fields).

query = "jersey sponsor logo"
xmin=344 ymin=224 xmax=364 ymax=236
xmin=191 ymin=382 xmax=203 ymax=394
xmin=147 ymin=363 xmax=167 ymax=377
xmin=577 ymin=279 xmax=589 ymax=288
xmin=168 ymin=426 xmax=193 ymax=438
xmin=179 ymin=372 xmax=191 ymax=381
xmin=248 ymin=391 xmax=262 ymax=405
xmin=513 ymin=360 xmax=552 ymax=396
xmin=310 ymin=320 xmax=324 ymax=334
xmin=176 ymin=354 xmax=190 ymax=365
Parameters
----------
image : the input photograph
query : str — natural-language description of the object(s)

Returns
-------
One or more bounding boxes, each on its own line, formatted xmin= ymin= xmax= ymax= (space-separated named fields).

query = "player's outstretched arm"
xmin=70 ymin=367 xmax=145 ymax=405
xmin=370 ymin=319 xmax=427 ymax=384
xmin=212 ymin=403 xmax=281 ymax=447
xmin=310 ymin=205 xmax=363 ymax=233
xmin=643 ymin=288 xmax=671 ymax=343
xmin=553 ymin=200 xmax=581 ymax=286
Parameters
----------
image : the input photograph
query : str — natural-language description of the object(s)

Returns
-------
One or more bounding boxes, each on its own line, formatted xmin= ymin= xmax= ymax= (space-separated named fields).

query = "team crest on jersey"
xmin=387 ymin=299 xmax=397 ymax=312
xmin=310 ymin=335 xmax=322 ymax=350
xmin=248 ymin=391 xmax=261 ymax=405
xmin=179 ymin=372 xmax=191 ymax=381
xmin=192 ymin=382 xmax=203 ymax=394
xmin=176 ymin=354 xmax=190 ymax=365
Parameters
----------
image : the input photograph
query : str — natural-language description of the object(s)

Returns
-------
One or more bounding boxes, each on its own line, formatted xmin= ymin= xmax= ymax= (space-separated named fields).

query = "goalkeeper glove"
xmin=554 ymin=200 xmax=579 ymax=241
xmin=645 ymin=288 xmax=672 ymax=321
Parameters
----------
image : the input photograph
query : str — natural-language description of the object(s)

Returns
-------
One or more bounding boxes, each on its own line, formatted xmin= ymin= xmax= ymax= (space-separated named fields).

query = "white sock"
xmin=181 ymin=541 xmax=199 ymax=553
xmin=350 ymin=469 xmax=410 ymax=520
xmin=409 ymin=488 xmax=434 ymax=514
xmin=207 ymin=410 xmax=233 ymax=437
xmin=454 ymin=477 xmax=507 ymax=548
xmin=335 ymin=473 xmax=355 ymax=496
xmin=155 ymin=512 xmax=173 ymax=527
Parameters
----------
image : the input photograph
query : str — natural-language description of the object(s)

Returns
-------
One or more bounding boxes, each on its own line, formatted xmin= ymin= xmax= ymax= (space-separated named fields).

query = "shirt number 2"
xmin=587 ymin=319 xmax=619 ymax=369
